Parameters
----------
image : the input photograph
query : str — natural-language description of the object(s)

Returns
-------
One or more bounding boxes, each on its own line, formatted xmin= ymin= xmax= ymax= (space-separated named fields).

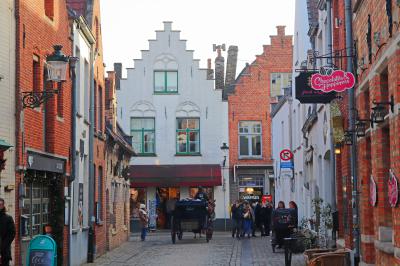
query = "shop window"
xmin=238 ymin=176 xmax=264 ymax=202
xmin=239 ymin=121 xmax=262 ymax=158
xmin=189 ymin=187 xmax=214 ymax=200
xmin=130 ymin=188 xmax=146 ymax=218
xmin=176 ymin=118 xmax=200 ymax=154
xmin=154 ymin=71 xmax=178 ymax=93
xmin=33 ymin=56 xmax=40 ymax=93
xmin=130 ymin=118 xmax=155 ymax=155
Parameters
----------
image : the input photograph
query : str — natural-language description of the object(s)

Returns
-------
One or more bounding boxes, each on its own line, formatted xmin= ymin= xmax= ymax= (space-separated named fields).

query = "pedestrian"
xmin=289 ymin=201 xmax=298 ymax=229
xmin=242 ymin=202 xmax=254 ymax=238
xmin=139 ymin=203 xmax=149 ymax=241
xmin=273 ymin=201 xmax=290 ymax=248
xmin=0 ymin=198 xmax=16 ymax=266
xmin=259 ymin=201 xmax=272 ymax=236
xmin=231 ymin=200 xmax=243 ymax=239
xmin=194 ymin=186 xmax=209 ymax=202
xmin=251 ymin=201 xmax=258 ymax=237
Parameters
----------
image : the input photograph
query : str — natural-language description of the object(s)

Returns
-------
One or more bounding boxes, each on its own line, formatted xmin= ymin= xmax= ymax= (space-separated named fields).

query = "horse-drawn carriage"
xmin=271 ymin=208 xmax=297 ymax=253
xmin=170 ymin=199 xmax=215 ymax=244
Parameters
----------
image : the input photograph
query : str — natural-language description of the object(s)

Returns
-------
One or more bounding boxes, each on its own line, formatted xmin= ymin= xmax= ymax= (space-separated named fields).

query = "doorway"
xmin=156 ymin=187 xmax=180 ymax=229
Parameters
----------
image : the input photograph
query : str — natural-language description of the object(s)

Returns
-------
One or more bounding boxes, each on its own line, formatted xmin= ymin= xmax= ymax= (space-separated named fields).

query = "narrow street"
xmin=85 ymin=231 xmax=305 ymax=266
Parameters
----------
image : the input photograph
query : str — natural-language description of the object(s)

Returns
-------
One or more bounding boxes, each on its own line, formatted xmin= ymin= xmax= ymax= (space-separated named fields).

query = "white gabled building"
xmin=116 ymin=22 xmax=229 ymax=229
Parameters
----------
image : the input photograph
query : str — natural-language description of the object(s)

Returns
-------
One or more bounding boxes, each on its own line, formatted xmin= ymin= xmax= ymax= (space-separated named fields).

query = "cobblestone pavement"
xmin=84 ymin=231 xmax=305 ymax=266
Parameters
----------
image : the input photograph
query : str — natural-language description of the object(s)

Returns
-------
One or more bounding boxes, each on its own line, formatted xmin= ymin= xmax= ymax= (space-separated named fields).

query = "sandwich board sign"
xmin=27 ymin=235 xmax=57 ymax=266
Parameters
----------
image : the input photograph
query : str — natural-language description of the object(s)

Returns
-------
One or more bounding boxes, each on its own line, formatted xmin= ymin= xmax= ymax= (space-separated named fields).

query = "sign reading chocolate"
xmin=311 ymin=69 xmax=355 ymax=93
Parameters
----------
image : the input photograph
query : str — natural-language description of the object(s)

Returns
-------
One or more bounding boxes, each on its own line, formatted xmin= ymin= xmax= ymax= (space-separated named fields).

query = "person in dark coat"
xmin=273 ymin=201 xmax=291 ymax=248
xmin=252 ymin=201 xmax=261 ymax=237
xmin=289 ymin=201 xmax=299 ymax=229
xmin=259 ymin=201 xmax=273 ymax=236
xmin=0 ymin=198 xmax=16 ymax=266
xmin=231 ymin=200 xmax=243 ymax=239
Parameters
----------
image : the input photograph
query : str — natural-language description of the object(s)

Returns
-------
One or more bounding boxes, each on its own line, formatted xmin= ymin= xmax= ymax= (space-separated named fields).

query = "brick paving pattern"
xmin=85 ymin=231 xmax=305 ymax=266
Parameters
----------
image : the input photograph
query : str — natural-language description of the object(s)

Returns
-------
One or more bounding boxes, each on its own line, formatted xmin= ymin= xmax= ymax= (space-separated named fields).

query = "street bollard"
xmin=284 ymin=237 xmax=296 ymax=266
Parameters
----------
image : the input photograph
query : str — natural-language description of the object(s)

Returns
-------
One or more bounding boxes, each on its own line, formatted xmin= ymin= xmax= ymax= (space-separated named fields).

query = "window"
xmin=189 ymin=187 xmax=213 ymax=200
xmin=130 ymin=118 xmax=155 ymax=155
xmin=176 ymin=118 xmax=200 ymax=154
xmin=270 ymin=73 xmax=292 ymax=97
xmin=33 ymin=56 xmax=40 ymax=92
xmin=154 ymin=71 xmax=178 ymax=93
xmin=96 ymin=166 xmax=103 ymax=223
xmin=44 ymin=0 xmax=54 ymax=19
xmin=98 ymin=86 xmax=103 ymax=131
xmin=239 ymin=121 xmax=261 ymax=157
xmin=94 ymin=81 xmax=97 ymax=130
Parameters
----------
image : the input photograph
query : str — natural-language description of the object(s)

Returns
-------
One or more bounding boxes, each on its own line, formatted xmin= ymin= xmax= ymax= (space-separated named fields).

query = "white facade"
xmin=273 ymin=0 xmax=335 ymax=228
xmin=69 ymin=17 xmax=94 ymax=266
xmin=117 ymin=22 xmax=229 ymax=221
xmin=0 ymin=0 xmax=16 ymax=215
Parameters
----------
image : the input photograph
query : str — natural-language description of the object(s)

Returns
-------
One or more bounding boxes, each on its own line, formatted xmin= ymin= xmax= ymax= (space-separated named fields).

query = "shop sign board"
xmin=148 ymin=199 xmax=157 ymax=229
xmin=262 ymin=194 xmax=273 ymax=203
xmin=295 ymin=72 xmax=336 ymax=103
xmin=311 ymin=69 xmax=355 ymax=93
xmin=280 ymin=162 xmax=294 ymax=169
xmin=389 ymin=169 xmax=398 ymax=208
xmin=27 ymin=235 xmax=57 ymax=266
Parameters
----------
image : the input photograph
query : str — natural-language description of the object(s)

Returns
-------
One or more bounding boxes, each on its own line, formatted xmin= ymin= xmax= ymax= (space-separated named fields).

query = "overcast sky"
xmin=101 ymin=0 xmax=295 ymax=76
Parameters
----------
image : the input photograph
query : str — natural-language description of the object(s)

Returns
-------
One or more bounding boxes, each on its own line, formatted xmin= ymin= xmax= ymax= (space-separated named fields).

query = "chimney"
xmin=207 ymin=59 xmax=214 ymax=80
xmin=277 ymin=25 xmax=286 ymax=36
xmin=114 ymin=63 xmax=122 ymax=90
xmin=225 ymin=45 xmax=238 ymax=87
xmin=213 ymin=44 xmax=226 ymax=90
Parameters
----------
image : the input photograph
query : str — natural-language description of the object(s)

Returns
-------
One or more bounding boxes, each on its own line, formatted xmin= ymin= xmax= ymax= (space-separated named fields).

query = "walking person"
xmin=231 ymin=200 xmax=243 ymax=239
xmin=242 ymin=202 xmax=254 ymax=238
xmin=259 ymin=201 xmax=273 ymax=236
xmin=251 ymin=201 xmax=258 ymax=237
xmin=0 ymin=198 xmax=16 ymax=266
xmin=139 ymin=203 xmax=149 ymax=241
xmin=289 ymin=201 xmax=299 ymax=230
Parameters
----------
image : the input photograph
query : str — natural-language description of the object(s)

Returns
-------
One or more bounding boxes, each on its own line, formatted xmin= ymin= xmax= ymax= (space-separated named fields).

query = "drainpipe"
xmin=87 ymin=37 xmax=95 ymax=263
xmin=345 ymin=0 xmax=360 ymax=263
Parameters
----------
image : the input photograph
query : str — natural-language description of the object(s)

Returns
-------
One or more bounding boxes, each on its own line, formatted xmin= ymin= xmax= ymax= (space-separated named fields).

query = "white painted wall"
xmin=70 ymin=19 xmax=92 ymax=266
xmin=0 ymin=0 xmax=16 ymax=217
xmin=117 ymin=22 xmax=229 ymax=219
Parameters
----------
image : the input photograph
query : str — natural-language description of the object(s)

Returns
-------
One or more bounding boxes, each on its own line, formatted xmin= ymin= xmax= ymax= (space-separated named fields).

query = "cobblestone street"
xmin=85 ymin=231 xmax=305 ymax=266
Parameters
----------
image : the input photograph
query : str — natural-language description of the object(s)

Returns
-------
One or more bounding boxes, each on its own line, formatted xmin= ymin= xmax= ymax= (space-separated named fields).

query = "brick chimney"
xmin=277 ymin=25 xmax=286 ymax=36
xmin=114 ymin=62 xmax=122 ymax=90
xmin=225 ymin=45 xmax=238 ymax=87
xmin=214 ymin=44 xmax=225 ymax=90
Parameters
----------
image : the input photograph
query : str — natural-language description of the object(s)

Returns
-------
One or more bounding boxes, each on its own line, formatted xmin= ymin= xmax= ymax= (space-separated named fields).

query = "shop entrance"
xmin=239 ymin=175 xmax=264 ymax=203
xmin=156 ymin=187 xmax=180 ymax=229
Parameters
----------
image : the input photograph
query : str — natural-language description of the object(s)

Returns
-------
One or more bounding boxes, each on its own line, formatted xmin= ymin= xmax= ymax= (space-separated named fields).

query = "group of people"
xmin=231 ymin=200 xmax=274 ymax=239
xmin=230 ymin=199 xmax=298 ymax=246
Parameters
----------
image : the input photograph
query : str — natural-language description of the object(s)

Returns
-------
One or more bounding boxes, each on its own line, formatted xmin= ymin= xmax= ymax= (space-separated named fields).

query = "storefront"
xmin=20 ymin=151 xmax=66 ymax=265
xmin=129 ymin=164 xmax=222 ymax=230
xmin=239 ymin=175 xmax=264 ymax=202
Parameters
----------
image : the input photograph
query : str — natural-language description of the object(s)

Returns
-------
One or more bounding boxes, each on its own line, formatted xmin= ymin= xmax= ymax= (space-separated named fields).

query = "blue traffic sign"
xmin=280 ymin=162 xmax=294 ymax=169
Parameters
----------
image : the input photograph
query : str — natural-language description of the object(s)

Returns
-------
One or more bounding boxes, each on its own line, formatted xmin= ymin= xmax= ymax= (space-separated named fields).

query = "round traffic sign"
xmin=280 ymin=149 xmax=293 ymax=161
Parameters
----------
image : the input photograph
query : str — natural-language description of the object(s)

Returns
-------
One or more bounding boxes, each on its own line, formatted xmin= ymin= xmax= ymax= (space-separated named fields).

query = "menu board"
xmin=28 ymin=250 xmax=53 ymax=266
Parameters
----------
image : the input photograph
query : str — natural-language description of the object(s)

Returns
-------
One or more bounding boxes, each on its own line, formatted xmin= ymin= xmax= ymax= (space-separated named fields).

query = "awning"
xmin=129 ymin=164 xmax=222 ymax=187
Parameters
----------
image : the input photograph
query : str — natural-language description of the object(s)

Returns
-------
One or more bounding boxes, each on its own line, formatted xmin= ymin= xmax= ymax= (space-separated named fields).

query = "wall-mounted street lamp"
xmin=371 ymin=95 xmax=394 ymax=124
xmin=220 ymin=142 xmax=229 ymax=167
xmin=334 ymin=144 xmax=341 ymax=155
xmin=22 ymin=45 xmax=77 ymax=109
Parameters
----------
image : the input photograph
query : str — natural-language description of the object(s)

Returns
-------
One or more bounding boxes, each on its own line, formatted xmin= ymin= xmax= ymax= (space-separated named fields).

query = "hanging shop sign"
xmin=311 ymin=69 xmax=355 ymax=93
xmin=370 ymin=175 xmax=377 ymax=207
xmin=388 ymin=169 xmax=398 ymax=208
xmin=295 ymin=72 xmax=336 ymax=103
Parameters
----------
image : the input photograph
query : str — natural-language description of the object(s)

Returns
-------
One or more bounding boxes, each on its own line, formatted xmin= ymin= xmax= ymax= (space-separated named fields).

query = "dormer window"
xmin=154 ymin=71 xmax=178 ymax=93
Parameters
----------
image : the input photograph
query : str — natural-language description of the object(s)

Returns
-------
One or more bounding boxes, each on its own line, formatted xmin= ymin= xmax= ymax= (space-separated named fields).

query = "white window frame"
xmin=238 ymin=121 xmax=262 ymax=158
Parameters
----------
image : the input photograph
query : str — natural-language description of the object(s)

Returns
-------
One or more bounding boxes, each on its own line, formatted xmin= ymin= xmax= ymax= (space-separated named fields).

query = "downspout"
xmin=345 ymin=0 xmax=360 ymax=263
xmin=87 ymin=34 xmax=95 ymax=263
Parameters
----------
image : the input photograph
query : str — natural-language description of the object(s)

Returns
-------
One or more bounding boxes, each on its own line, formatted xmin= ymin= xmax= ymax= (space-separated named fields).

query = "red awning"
xmin=129 ymin=164 xmax=222 ymax=187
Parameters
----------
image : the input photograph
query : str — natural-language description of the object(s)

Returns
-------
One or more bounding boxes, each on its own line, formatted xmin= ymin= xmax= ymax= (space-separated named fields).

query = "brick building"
xmin=14 ymin=0 xmax=72 ymax=265
xmin=227 ymin=26 xmax=292 ymax=204
xmin=104 ymin=71 xmax=134 ymax=251
xmin=351 ymin=0 xmax=400 ymax=265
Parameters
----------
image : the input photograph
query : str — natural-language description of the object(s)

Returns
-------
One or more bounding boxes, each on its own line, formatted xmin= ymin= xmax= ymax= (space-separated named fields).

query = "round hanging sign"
xmin=370 ymin=175 xmax=377 ymax=207
xmin=388 ymin=169 xmax=398 ymax=208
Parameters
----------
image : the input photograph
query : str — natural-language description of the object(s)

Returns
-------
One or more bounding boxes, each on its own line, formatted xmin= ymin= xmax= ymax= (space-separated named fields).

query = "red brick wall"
xmin=90 ymin=0 xmax=107 ymax=258
xmin=15 ymin=0 xmax=72 ymax=265
xmin=228 ymin=26 xmax=292 ymax=199
xmin=352 ymin=0 xmax=400 ymax=264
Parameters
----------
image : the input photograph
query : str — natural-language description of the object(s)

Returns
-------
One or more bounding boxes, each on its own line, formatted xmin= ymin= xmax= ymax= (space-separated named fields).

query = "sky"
xmin=100 ymin=0 xmax=295 ymax=76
